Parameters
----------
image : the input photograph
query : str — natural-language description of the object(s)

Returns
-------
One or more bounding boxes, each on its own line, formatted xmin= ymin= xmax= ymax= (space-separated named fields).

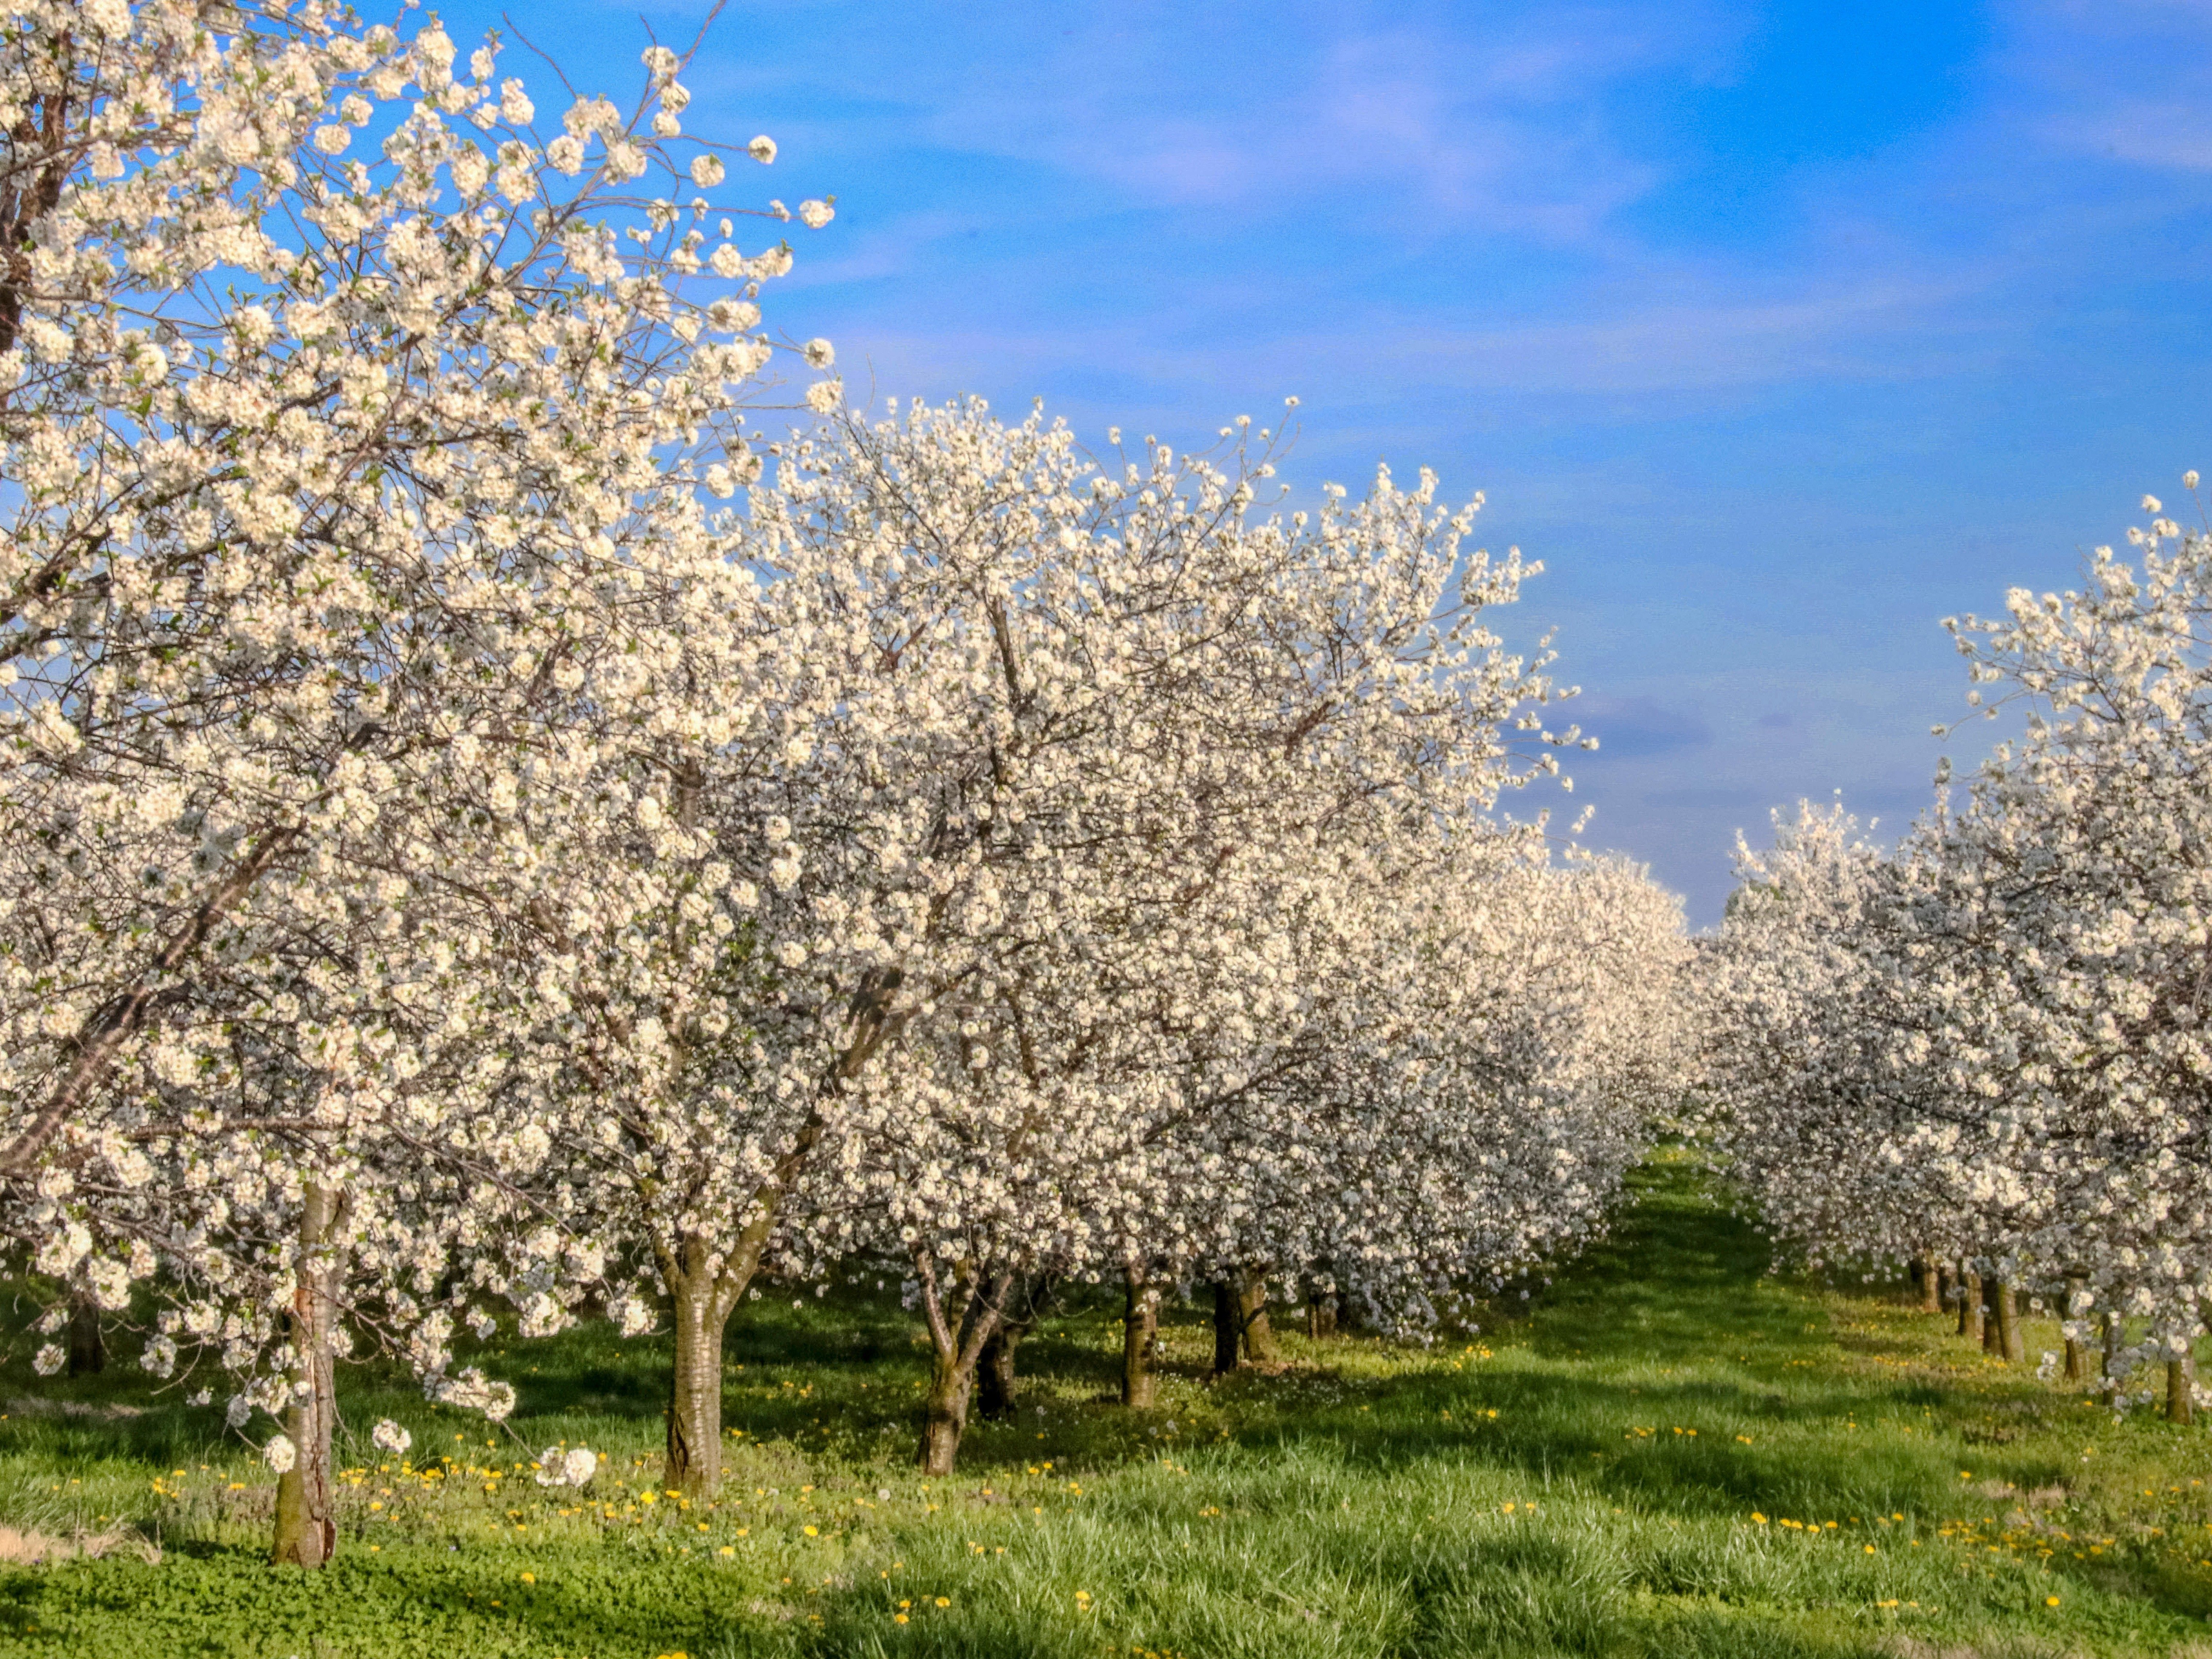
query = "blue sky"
xmin=442 ymin=0 xmax=2212 ymax=923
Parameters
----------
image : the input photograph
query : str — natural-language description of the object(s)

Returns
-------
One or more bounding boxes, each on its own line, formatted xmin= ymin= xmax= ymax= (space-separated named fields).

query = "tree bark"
xmin=1960 ymin=1269 xmax=1984 ymax=1345
xmin=645 ymin=945 xmax=898 ymax=1492
xmin=2102 ymin=1310 xmax=2120 ymax=1385
xmin=1212 ymin=1280 xmax=1242 ymax=1375
xmin=2168 ymin=1354 xmax=2196 ymax=1425
xmin=1306 ymin=1291 xmax=1337 ymax=1340
xmin=920 ymin=1361 xmax=969 ymax=1475
xmin=1991 ymin=1279 xmax=2024 ymax=1363
xmin=978 ymin=1325 xmax=1020 ymax=1421
xmin=914 ymin=1260 xmax=1010 ymax=1476
xmin=663 ymin=1260 xmax=736 ymax=1497
xmin=974 ymin=1275 xmax=1056 ymax=1421
xmin=650 ymin=1141 xmax=808 ymax=1496
xmin=1937 ymin=1264 xmax=1957 ymax=1321
xmin=273 ymin=1183 xmax=349 ymax=1569
xmin=1239 ymin=1269 xmax=1278 ymax=1364
xmin=2062 ymin=1275 xmax=2088 ymax=1382
xmin=65 ymin=1294 xmax=102 ymax=1377
xmin=1121 ymin=1271 xmax=1158 ymax=1409
xmin=1909 ymin=1256 xmax=1939 ymax=1312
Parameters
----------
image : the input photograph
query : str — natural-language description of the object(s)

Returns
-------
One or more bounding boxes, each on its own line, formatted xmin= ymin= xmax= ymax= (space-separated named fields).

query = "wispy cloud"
xmin=997 ymin=13 xmax=1683 ymax=236
xmin=1570 ymin=695 xmax=1713 ymax=759
xmin=455 ymin=0 xmax=2212 ymax=922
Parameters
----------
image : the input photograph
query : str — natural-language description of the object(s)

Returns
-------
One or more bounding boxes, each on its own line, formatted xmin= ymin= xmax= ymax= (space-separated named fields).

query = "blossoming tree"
xmin=0 ymin=0 xmax=833 ymax=1560
xmin=1703 ymin=484 xmax=2212 ymax=1423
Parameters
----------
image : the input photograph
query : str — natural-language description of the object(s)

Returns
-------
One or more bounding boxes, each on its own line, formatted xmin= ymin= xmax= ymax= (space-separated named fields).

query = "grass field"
xmin=2 ymin=1154 xmax=2210 ymax=1658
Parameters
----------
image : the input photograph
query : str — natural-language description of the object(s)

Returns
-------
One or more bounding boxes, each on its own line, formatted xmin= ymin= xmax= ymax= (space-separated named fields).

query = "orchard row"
xmin=1703 ymin=491 xmax=2212 ymax=1427
xmin=0 ymin=2 xmax=1688 ymax=1569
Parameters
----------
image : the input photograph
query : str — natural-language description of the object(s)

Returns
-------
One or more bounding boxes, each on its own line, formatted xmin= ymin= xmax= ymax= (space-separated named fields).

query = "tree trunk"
xmin=1306 ymin=1291 xmax=1337 ymax=1340
xmin=663 ymin=1265 xmax=734 ymax=1497
xmin=2168 ymin=1354 xmax=2196 ymax=1425
xmin=644 ymin=998 xmax=871 ymax=1493
xmin=2063 ymin=1275 xmax=2088 ymax=1382
xmin=2102 ymin=1310 xmax=2120 ymax=1384
xmin=1937 ymin=1264 xmax=1956 ymax=1321
xmin=920 ymin=1370 xmax=967 ymax=1472
xmin=1240 ymin=1270 xmax=1278 ymax=1364
xmin=1335 ymin=1289 xmax=1369 ymax=1335
xmin=1909 ymin=1256 xmax=1937 ymax=1312
xmin=1992 ymin=1279 xmax=2024 ymax=1363
xmin=1212 ymin=1280 xmax=1242 ymax=1375
xmin=978 ymin=1326 xmax=1020 ymax=1421
xmin=914 ymin=1261 xmax=1009 ymax=1476
xmin=919 ymin=1344 xmax=972 ymax=1475
xmin=65 ymin=1294 xmax=102 ymax=1377
xmin=1121 ymin=1272 xmax=1158 ymax=1409
xmin=273 ymin=1183 xmax=348 ymax=1569
xmin=1960 ymin=1269 xmax=1984 ymax=1344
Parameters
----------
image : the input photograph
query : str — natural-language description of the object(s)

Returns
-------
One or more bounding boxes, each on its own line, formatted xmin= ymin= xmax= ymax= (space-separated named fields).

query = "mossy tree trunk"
xmin=1991 ymin=1279 xmax=2024 ymax=1362
xmin=273 ymin=1183 xmax=350 ymax=1569
xmin=1239 ymin=1269 xmax=1277 ymax=1364
xmin=1121 ymin=1272 xmax=1158 ymax=1408
xmin=1960 ymin=1269 xmax=1984 ymax=1345
xmin=661 ymin=1241 xmax=744 ymax=1499
xmin=915 ymin=1258 xmax=1012 ymax=1476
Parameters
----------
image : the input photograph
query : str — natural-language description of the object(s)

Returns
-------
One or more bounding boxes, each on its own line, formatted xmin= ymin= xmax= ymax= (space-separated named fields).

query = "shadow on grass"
xmin=5 ymin=1156 xmax=2209 ymax=1657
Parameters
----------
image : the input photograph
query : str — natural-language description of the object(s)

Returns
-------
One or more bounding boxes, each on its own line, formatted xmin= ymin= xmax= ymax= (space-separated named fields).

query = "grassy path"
xmin=2 ymin=1153 xmax=2211 ymax=1656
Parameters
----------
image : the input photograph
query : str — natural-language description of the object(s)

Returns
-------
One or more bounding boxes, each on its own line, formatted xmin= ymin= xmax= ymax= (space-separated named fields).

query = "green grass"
xmin=3 ymin=1154 xmax=2211 ymax=1656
